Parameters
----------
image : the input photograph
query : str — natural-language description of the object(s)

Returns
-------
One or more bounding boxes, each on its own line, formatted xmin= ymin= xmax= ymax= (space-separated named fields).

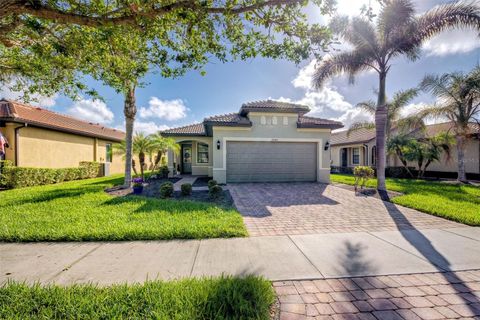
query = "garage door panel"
xmin=226 ymin=141 xmax=317 ymax=183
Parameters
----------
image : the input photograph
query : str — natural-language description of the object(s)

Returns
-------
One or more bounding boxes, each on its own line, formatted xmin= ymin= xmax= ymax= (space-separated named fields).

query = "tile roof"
xmin=240 ymin=100 xmax=310 ymax=115
xmin=204 ymin=113 xmax=252 ymax=126
xmin=297 ymin=116 xmax=343 ymax=129
xmin=331 ymin=122 xmax=480 ymax=146
xmin=331 ymin=127 xmax=376 ymax=146
xmin=0 ymin=100 xmax=124 ymax=141
xmin=161 ymin=123 xmax=206 ymax=136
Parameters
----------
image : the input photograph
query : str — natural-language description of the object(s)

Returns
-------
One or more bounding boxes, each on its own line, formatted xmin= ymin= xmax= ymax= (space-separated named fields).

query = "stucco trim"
xmin=216 ymin=137 xmax=323 ymax=173
xmin=212 ymin=127 xmax=252 ymax=131
xmin=296 ymin=128 xmax=331 ymax=133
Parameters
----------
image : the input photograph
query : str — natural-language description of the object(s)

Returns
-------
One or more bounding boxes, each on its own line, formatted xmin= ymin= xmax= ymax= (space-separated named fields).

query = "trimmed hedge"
xmin=0 ymin=161 xmax=101 ymax=189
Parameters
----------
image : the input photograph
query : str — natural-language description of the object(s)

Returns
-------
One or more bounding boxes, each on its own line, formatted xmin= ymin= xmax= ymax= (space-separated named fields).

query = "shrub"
xmin=159 ymin=181 xmax=174 ymax=198
xmin=207 ymin=179 xmax=218 ymax=189
xmin=159 ymin=165 xmax=169 ymax=178
xmin=181 ymin=183 xmax=192 ymax=196
xmin=0 ymin=161 xmax=100 ymax=189
xmin=353 ymin=166 xmax=375 ymax=191
xmin=209 ymin=185 xmax=223 ymax=199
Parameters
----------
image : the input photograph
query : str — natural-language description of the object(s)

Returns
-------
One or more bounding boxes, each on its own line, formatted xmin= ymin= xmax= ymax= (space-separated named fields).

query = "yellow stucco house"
xmin=0 ymin=99 xmax=125 ymax=174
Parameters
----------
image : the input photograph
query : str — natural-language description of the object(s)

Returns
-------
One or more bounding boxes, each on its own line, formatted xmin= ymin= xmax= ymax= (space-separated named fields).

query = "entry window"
xmin=352 ymin=148 xmax=360 ymax=165
xmin=106 ymin=143 xmax=112 ymax=162
xmin=372 ymin=146 xmax=377 ymax=166
xmin=197 ymin=143 xmax=209 ymax=163
xmin=283 ymin=116 xmax=288 ymax=125
xmin=260 ymin=116 xmax=266 ymax=125
xmin=272 ymin=116 xmax=278 ymax=125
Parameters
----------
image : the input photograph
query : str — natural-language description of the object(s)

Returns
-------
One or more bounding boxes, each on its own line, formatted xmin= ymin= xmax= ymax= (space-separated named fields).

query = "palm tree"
xmin=312 ymin=0 xmax=480 ymax=194
xmin=348 ymin=88 xmax=423 ymax=138
xmin=115 ymin=132 xmax=154 ymax=181
xmin=418 ymin=66 xmax=480 ymax=182
xmin=149 ymin=133 xmax=180 ymax=171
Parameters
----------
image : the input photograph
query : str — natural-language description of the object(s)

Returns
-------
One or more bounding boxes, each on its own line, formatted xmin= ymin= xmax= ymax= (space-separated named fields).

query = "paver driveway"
xmin=228 ymin=183 xmax=462 ymax=237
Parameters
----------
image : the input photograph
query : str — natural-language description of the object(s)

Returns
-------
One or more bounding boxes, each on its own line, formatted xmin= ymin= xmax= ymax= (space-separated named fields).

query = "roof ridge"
xmin=162 ymin=122 xmax=203 ymax=131
xmin=205 ymin=112 xmax=239 ymax=120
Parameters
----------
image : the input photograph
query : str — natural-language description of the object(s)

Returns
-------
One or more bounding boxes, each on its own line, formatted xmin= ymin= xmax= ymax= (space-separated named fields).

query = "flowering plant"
xmin=132 ymin=178 xmax=144 ymax=188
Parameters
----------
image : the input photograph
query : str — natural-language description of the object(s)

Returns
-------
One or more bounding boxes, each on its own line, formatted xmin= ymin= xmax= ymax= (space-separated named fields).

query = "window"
xmin=260 ymin=116 xmax=266 ymax=125
xmin=197 ymin=143 xmax=209 ymax=163
xmin=352 ymin=148 xmax=360 ymax=165
xmin=272 ymin=116 xmax=277 ymax=125
xmin=283 ymin=116 xmax=288 ymax=125
xmin=106 ymin=143 xmax=112 ymax=162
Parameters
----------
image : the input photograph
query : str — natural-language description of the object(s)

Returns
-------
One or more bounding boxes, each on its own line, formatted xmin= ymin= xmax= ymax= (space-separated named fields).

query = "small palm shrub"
xmin=159 ymin=181 xmax=174 ymax=198
xmin=181 ymin=183 xmax=192 ymax=196
xmin=353 ymin=166 xmax=375 ymax=191
xmin=160 ymin=165 xmax=169 ymax=179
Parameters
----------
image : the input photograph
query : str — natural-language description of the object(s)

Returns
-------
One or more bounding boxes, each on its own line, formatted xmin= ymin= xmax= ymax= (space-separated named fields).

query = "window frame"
xmin=352 ymin=147 xmax=360 ymax=165
xmin=283 ymin=116 xmax=288 ymax=125
xmin=196 ymin=142 xmax=209 ymax=164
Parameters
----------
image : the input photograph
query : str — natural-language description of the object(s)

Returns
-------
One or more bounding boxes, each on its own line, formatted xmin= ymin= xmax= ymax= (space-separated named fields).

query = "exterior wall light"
xmin=216 ymin=140 xmax=221 ymax=150
xmin=324 ymin=141 xmax=330 ymax=151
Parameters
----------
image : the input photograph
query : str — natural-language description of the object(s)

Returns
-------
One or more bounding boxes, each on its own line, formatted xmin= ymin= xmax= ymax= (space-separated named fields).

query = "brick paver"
xmin=229 ymin=183 xmax=462 ymax=236
xmin=274 ymin=270 xmax=480 ymax=320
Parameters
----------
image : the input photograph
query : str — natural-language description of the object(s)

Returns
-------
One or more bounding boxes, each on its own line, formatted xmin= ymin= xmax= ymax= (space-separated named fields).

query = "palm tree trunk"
xmin=123 ymin=86 xmax=136 ymax=187
xmin=375 ymin=70 xmax=388 ymax=194
xmin=456 ymin=134 xmax=467 ymax=182
xmin=139 ymin=151 xmax=145 ymax=180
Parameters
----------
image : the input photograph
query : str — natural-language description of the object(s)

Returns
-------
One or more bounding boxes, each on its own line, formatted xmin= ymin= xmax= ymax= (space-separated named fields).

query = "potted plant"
xmin=132 ymin=177 xmax=144 ymax=195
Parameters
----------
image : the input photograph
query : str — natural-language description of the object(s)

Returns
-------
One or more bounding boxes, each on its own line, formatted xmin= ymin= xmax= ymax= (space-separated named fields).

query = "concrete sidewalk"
xmin=2 ymin=227 xmax=480 ymax=285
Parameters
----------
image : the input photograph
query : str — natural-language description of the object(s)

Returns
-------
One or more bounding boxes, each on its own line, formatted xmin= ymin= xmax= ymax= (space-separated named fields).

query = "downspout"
xmin=14 ymin=124 xmax=27 ymax=166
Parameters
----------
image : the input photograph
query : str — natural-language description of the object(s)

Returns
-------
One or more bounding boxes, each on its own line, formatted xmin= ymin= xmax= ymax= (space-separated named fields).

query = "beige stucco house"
xmin=161 ymin=100 xmax=343 ymax=184
xmin=0 ymin=100 xmax=125 ymax=174
xmin=330 ymin=122 xmax=480 ymax=178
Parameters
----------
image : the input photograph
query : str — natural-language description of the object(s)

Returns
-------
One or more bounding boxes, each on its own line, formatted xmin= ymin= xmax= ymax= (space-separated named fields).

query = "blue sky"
xmin=2 ymin=0 xmax=480 ymax=133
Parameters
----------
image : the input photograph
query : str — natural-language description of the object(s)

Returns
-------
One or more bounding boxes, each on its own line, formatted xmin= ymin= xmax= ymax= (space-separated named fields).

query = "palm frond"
xmin=355 ymin=100 xmax=377 ymax=115
xmin=391 ymin=88 xmax=418 ymax=110
xmin=416 ymin=104 xmax=454 ymax=121
xmin=395 ymin=115 xmax=425 ymax=134
xmin=312 ymin=51 xmax=374 ymax=88
xmin=414 ymin=1 xmax=480 ymax=46
xmin=344 ymin=17 xmax=379 ymax=54
xmin=378 ymin=0 xmax=415 ymax=37
xmin=346 ymin=121 xmax=376 ymax=137
xmin=419 ymin=73 xmax=461 ymax=104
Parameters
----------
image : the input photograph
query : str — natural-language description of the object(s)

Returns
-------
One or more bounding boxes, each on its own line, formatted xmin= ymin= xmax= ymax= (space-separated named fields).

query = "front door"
xmin=182 ymin=144 xmax=192 ymax=174
xmin=341 ymin=148 xmax=348 ymax=167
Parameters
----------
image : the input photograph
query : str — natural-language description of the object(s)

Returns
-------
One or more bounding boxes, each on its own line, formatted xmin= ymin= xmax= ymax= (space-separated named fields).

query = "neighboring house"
xmin=330 ymin=122 xmax=480 ymax=178
xmin=0 ymin=99 xmax=125 ymax=175
xmin=161 ymin=100 xmax=343 ymax=184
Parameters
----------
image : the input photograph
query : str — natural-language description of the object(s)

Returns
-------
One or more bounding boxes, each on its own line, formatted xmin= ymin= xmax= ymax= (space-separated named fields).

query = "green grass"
xmin=0 ymin=175 xmax=247 ymax=242
xmin=331 ymin=173 xmax=480 ymax=225
xmin=0 ymin=276 xmax=275 ymax=320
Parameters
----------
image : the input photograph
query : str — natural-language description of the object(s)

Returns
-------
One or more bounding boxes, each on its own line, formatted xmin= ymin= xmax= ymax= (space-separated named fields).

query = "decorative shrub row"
xmin=0 ymin=161 xmax=101 ymax=189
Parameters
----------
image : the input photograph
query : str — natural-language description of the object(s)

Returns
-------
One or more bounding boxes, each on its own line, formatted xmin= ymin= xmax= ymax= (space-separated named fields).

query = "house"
xmin=161 ymin=100 xmax=343 ymax=184
xmin=330 ymin=122 xmax=480 ymax=178
xmin=0 ymin=99 xmax=125 ymax=174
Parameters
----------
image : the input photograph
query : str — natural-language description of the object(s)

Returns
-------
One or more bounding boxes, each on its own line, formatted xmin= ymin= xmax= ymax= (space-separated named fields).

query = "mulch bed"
xmin=332 ymin=182 xmax=403 ymax=201
xmin=192 ymin=176 xmax=212 ymax=187
xmin=106 ymin=177 xmax=234 ymax=207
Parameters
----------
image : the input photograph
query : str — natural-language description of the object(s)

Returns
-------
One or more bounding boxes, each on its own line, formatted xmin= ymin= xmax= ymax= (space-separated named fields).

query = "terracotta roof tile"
xmin=240 ymin=100 xmax=310 ymax=115
xmin=297 ymin=116 xmax=343 ymax=129
xmin=331 ymin=128 xmax=376 ymax=146
xmin=0 ymin=100 xmax=124 ymax=141
xmin=204 ymin=113 xmax=251 ymax=126
xmin=161 ymin=123 xmax=206 ymax=136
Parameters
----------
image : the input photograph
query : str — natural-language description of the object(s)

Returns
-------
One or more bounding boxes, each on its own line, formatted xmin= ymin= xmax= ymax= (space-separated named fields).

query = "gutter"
xmin=14 ymin=123 xmax=26 ymax=166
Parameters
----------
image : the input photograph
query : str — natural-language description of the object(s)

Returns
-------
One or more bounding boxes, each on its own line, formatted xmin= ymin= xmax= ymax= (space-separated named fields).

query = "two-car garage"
xmin=226 ymin=141 xmax=317 ymax=183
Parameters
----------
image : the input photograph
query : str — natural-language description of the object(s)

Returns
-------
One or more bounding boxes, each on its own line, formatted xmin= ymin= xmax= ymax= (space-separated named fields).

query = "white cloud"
xmin=115 ymin=121 xmax=170 ymax=135
xmin=67 ymin=99 xmax=114 ymax=124
xmin=139 ymin=97 xmax=188 ymax=121
xmin=0 ymin=81 xmax=57 ymax=108
xmin=334 ymin=108 xmax=373 ymax=130
xmin=423 ymin=28 xmax=480 ymax=57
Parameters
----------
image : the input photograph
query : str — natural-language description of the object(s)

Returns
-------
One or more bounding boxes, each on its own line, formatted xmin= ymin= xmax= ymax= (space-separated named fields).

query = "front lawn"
xmin=331 ymin=174 xmax=480 ymax=225
xmin=0 ymin=175 xmax=247 ymax=242
xmin=0 ymin=276 xmax=274 ymax=319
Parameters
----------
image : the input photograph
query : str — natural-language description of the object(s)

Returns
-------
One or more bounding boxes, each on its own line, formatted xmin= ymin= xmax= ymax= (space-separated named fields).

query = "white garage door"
xmin=226 ymin=141 xmax=317 ymax=183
